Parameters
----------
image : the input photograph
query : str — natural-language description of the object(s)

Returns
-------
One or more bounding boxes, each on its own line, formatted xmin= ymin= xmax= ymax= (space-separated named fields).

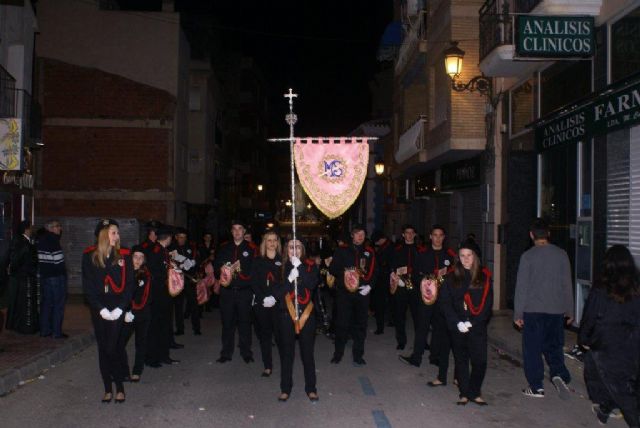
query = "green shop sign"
xmin=516 ymin=15 xmax=594 ymax=58
xmin=535 ymin=75 xmax=640 ymax=152
xmin=441 ymin=156 xmax=481 ymax=191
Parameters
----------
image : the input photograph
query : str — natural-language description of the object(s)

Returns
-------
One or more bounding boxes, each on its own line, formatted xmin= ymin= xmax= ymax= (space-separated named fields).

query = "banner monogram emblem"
xmin=294 ymin=138 xmax=369 ymax=219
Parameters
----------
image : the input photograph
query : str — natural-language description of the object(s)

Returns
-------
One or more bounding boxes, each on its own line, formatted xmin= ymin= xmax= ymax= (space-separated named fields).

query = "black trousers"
xmin=334 ymin=289 xmax=369 ymax=360
xmin=393 ymin=288 xmax=422 ymax=348
xmin=276 ymin=310 xmax=316 ymax=394
xmin=91 ymin=313 xmax=127 ymax=393
xmin=147 ymin=295 xmax=172 ymax=363
xmin=184 ymin=282 xmax=202 ymax=333
xmin=219 ymin=287 xmax=253 ymax=359
xmin=430 ymin=308 xmax=453 ymax=383
xmin=371 ymin=278 xmax=389 ymax=331
xmin=173 ymin=292 xmax=185 ymax=334
xmin=121 ymin=308 xmax=151 ymax=376
xmin=409 ymin=295 xmax=435 ymax=364
xmin=451 ymin=325 xmax=488 ymax=400
xmin=254 ymin=305 xmax=276 ymax=370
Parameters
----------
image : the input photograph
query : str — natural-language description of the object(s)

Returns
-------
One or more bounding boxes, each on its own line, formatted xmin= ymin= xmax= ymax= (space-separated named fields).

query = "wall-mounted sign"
xmin=535 ymin=106 xmax=588 ymax=152
xmin=0 ymin=118 xmax=23 ymax=171
xmin=516 ymin=15 xmax=594 ymax=58
xmin=441 ymin=156 xmax=481 ymax=191
xmin=591 ymin=78 xmax=640 ymax=135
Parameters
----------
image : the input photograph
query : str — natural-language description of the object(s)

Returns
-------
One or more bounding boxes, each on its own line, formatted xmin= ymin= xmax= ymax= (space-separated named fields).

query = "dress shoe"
xmin=170 ymin=343 xmax=184 ymax=349
xmin=102 ymin=392 xmax=113 ymax=403
xmin=130 ymin=374 xmax=141 ymax=383
xmin=261 ymin=369 xmax=272 ymax=377
xmin=243 ymin=356 xmax=255 ymax=363
xmin=115 ymin=392 xmax=126 ymax=403
xmin=427 ymin=380 xmax=446 ymax=387
xmin=145 ymin=361 xmax=162 ymax=368
xmin=216 ymin=356 xmax=231 ymax=363
xmin=353 ymin=357 xmax=366 ymax=365
xmin=307 ymin=392 xmax=319 ymax=402
xmin=278 ymin=393 xmax=289 ymax=402
xmin=162 ymin=358 xmax=180 ymax=365
xmin=398 ymin=355 xmax=420 ymax=367
xmin=330 ymin=355 xmax=342 ymax=364
xmin=373 ymin=329 xmax=384 ymax=335
xmin=396 ymin=343 xmax=405 ymax=350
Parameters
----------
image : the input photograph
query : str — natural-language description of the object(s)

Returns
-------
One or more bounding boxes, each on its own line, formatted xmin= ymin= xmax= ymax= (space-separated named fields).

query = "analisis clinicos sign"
xmin=516 ymin=15 xmax=594 ymax=58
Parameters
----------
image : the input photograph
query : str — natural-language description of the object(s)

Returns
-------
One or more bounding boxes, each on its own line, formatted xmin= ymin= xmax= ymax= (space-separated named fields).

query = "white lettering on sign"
xmin=541 ymin=111 xmax=586 ymax=150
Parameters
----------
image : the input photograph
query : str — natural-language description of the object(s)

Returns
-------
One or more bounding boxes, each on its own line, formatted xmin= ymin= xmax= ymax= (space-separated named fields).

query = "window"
xmin=611 ymin=6 xmax=640 ymax=83
xmin=510 ymin=77 xmax=536 ymax=136
xmin=541 ymin=61 xmax=591 ymax=116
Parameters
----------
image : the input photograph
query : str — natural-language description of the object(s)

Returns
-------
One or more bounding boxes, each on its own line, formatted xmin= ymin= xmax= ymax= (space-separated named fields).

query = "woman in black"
xmin=579 ymin=245 xmax=640 ymax=427
xmin=439 ymin=239 xmax=492 ymax=405
xmin=82 ymin=219 xmax=134 ymax=403
xmin=121 ymin=245 xmax=152 ymax=383
xmin=274 ymin=239 xmax=319 ymax=402
xmin=251 ymin=230 xmax=282 ymax=377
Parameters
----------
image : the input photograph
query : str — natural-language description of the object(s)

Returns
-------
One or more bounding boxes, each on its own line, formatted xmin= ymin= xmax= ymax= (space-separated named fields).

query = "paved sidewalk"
xmin=487 ymin=311 xmax=588 ymax=398
xmin=0 ymin=296 xmax=94 ymax=396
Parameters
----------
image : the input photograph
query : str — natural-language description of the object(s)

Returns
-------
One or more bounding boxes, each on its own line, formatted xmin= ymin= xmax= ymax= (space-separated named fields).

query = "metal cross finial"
xmin=284 ymin=88 xmax=298 ymax=102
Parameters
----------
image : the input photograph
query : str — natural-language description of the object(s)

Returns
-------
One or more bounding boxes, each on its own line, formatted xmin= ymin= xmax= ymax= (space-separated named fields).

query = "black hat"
xmin=145 ymin=220 xmax=162 ymax=231
xmin=131 ymin=244 xmax=145 ymax=255
xmin=174 ymin=226 xmax=188 ymax=236
xmin=230 ymin=219 xmax=246 ymax=229
xmin=351 ymin=223 xmax=366 ymax=233
xmin=94 ymin=218 xmax=119 ymax=237
xmin=459 ymin=239 xmax=481 ymax=257
xmin=156 ymin=225 xmax=174 ymax=240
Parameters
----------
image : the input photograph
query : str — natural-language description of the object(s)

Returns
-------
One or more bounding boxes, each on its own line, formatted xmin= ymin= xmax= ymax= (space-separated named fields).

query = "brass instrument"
xmin=320 ymin=268 xmax=335 ymax=288
xmin=400 ymin=274 xmax=414 ymax=291
xmin=220 ymin=261 xmax=241 ymax=287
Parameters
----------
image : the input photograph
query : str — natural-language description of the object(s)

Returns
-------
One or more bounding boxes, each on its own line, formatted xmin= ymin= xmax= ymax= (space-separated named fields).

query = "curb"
xmin=0 ymin=332 xmax=95 ymax=397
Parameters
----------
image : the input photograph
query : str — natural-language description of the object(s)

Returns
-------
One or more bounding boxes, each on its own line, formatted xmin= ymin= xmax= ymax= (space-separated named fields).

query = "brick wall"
xmin=38 ymin=199 xmax=167 ymax=220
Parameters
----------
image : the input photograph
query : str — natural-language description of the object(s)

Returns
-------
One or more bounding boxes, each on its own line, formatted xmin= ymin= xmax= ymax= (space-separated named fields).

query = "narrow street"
xmin=0 ymin=313 xmax=616 ymax=428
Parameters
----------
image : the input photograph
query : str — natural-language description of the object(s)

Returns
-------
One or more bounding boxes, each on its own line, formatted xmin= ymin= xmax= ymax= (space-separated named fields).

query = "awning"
xmin=377 ymin=21 xmax=403 ymax=62
xmin=395 ymin=117 xmax=425 ymax=164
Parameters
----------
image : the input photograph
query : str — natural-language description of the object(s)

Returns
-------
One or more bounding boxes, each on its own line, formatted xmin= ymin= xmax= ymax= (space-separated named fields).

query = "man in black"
xmin=144 ymin=226 xmax=180 ymax=367
xmin=329 ymin=224 xmax=376 ymax=365
xmin=169 ymin=227 xmax=200 ymax=335
xmin=371 ymin=230 xmax=394 ymax=335
xmin=390 ymin=224 xmax=426 ymax=352
xmin=214 ymin=220 xmax=257 ymax=363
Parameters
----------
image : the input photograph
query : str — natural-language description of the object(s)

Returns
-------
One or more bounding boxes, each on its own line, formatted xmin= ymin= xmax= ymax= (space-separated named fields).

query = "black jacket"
xmin=251 ymin=254 xmax=283 ymax=303
xmin=144 ymin=242 xmax=171 ymax=302
xmin=439 ymin=268 xmax=493 ymax=331
xmin=9 ymin=235 xmax=37 ymax=278
xmin=131 ymin=266 xmax=152 ymax=312
xmin=274 ymin=260 xmax=319 ymax=315
xmin=82 ymin=247 xmax=134 ymax=313
xmin=329 ymin=243 xmax=377 ymax=291
xmin=214 ymin=240 xmax=258 ymax=289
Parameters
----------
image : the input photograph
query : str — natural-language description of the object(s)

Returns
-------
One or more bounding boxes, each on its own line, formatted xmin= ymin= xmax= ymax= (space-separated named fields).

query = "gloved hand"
xmin=99 ymin=308 xmax=113 ymax=321
xmin=464 ymin=321 xmax=472 ymax=329
xmin=173 ymin=253 xmax=187 ymax=263
xmin=263 ymin=296 xmax=276 ymax=308
xmin=124 ymin=311 xmax=135 ymax=323
xmin=291 ymin=256 xmax=302 ymax=268
xmin=358 ymin=285 xmax=372 ymax=296
xmin=457 ymin=321 xmax=469 ymax=333
xmin=110 ymin=307 xmax=123 ymax=320
xmin=182 ymin=259 xmax=196 ymax=271
xmin=398 ymin=278 xmax=406 ymax=288
xmin=288 ymin=267 xmax=299 ymax=283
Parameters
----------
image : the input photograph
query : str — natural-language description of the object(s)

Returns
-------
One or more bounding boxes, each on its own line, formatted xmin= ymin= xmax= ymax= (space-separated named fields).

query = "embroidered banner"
xmin=293 ymin=138 xmax=369 ymax=219
xmin=0 ymin=119 xmax=22 ymax=171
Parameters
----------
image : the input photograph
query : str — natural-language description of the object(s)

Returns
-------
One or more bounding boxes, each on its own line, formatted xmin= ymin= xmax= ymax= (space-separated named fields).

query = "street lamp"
xmin=374 ymin=158 xmax=385 ymax=176
xmin=257 ymin=184 xmax=263 ymax=192
xmin=443 ymin=41 xmax=492 ymax=97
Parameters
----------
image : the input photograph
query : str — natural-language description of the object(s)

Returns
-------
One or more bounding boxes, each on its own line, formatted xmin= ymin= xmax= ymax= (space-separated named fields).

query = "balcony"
xmin=478 ymin=0 xmax=602 ymax=77
xmin=395 ymin=10 xmax=427 ymax=76
xmin=0 ymin=65 xmax=17 ymax=117
xmin=0 ymin=85 xmax=42 ymax=148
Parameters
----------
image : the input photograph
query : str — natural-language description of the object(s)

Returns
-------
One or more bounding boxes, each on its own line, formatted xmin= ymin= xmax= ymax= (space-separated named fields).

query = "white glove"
xmin=457 ymin=321 xmax=469 ymax=333
xmin=464 ymin=321 xmax=472 ymax=329
xmin=182 ymin=259 xmax=196 ymax=271
xmin=124 ymin=311 xmax=135 ymax=323
xmin=291 ymin=256 xmax=302 ymax=268
xmin=398 ymin=278 xmax=406 ymax=288
xmin=262 ymin=296 xmax=276 ymax=308
xmin=99 ymin=308 xmax=113 ymax=321
xmin=288 ymin=267 xmax=299 ymax=283
xmin=110 ymin=307 xmax=123 ymax=320
xmin=358 ymin=285 xmax=372 ymax=296
xmin=173 ymin=253 xmax=187 ymax=263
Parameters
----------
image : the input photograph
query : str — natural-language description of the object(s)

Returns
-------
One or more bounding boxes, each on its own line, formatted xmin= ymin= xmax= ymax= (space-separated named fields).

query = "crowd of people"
xmin=2 ymin=215 xmax=640 ymax=426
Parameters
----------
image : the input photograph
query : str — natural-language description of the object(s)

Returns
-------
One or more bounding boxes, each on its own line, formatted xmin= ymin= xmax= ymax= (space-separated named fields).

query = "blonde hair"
xmin=259 ymin=230 xmax=282 ymax=258
xmin=282 ymin=239 xmax=306 ymax=265
xmin=92 ymin=225 xmax=121 ymax=268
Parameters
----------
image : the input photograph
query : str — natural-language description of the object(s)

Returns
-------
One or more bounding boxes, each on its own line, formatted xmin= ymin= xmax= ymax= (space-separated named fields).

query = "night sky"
xmin=119 ymin=0 xmax=393 ymax=136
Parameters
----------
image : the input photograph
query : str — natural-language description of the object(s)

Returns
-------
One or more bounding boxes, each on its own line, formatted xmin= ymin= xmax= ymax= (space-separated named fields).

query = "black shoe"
xmin=261 ymin=369 xmax=272 ymax=377
xmin=427 ymin=380 xmax=447 ymax=387
xmin=174 ymin=330 xmax=184 ymax=336
xmin=353 ymin=357 xmax=366 ymax=365
xmin=278 ymin=393 xmax=289 ymax=402
xmin=145 ymin=361 xmax=162 ymax=368
xmin=373 ymin=329 xmax=384 ymax=335
xmin=54 ymin=333 xmax=69 ymax=339
xmin=193 ymin=330 xmax=202 ymax=336
xmin=216 ymin=356 xmax=231 ymax=363
xmin=123 ymin=375 xmax=131 ymax=382
xmin=243 ymin=356 xmax=255 ymax=363
xmin=102 ymin=392 xmax=113 ymax=403
xmin=114 ymin=392 xmax=126 ymax=403
xmin=398 ymin=355 xmax=419 ymax=367
xmin=161 ymin=358 xmax=180 ymax=365
xmin=170 ymin=343 xmax=185 ymax=349
xmin=592 ymin=404 xmax=609 ymax=425
xmin=330 ymin=355 xmax=342 ymax=364
xmin=396 ymin=343 xmax=405 ymax=350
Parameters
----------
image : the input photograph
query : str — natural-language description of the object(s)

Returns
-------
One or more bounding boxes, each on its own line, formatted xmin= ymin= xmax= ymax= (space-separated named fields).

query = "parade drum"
xmin=344 ymin=268 xmax=360 ymax=293
xmin=168 ymin=268 xmax=184 ymax=297
xmin=220 ymin=263 xmax=232 ymax=287
xmin=196 ymin=279 xmax=211 ymax=305
xmin=420 ymin=276 xmax=438 ymax=305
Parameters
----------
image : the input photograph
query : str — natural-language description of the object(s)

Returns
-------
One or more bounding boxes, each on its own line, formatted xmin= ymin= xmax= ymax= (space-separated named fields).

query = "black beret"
xmin=156 ymin=225 xmax=174 ymax=240
xmin=94 ymin=218 xmax=119 ymax=237
xmin=459 ymin=239 xmax=481 ymax=258
xmin=230 ymin=219 xmax=246 ymax=229
xmin=351 ymin=223 xmax=366 ymax=233
xmin=131 ymin=244 xmax=145 ymax=255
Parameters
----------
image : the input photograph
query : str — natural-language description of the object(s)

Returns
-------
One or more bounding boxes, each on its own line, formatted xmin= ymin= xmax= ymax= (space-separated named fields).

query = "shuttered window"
xmin=606 ymin=129 xmax=630 ymax=248
xmin=629 ymin=126 xmax=640 ymax=262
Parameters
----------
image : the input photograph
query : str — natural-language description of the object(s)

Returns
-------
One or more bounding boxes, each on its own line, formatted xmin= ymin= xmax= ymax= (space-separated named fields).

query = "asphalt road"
xmin=0 ymin=311 xmax=622 ymax=428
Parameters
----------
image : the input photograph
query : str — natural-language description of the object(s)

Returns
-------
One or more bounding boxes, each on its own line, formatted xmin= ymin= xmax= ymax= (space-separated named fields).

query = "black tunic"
xmin=5 ymin=235 xmax=39 ymax=334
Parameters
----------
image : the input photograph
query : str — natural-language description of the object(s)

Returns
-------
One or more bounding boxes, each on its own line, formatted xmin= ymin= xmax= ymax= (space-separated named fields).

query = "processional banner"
xmin=0 ymin=118 xmax=22 ymax=171
xmin=293 ymin=137 xmax=369 ymax=219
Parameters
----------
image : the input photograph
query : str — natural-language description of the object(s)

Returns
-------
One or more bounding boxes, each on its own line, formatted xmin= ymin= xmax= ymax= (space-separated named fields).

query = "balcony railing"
xmin=479 ymin=0 xmax=513 ymax=61
xmin=514 ymin=0 xmax=541 ymax=13
xmin=0 ymin=65 xmax=17 ymax=118
xmin=395 ymin=10 xmax=427 ymax=75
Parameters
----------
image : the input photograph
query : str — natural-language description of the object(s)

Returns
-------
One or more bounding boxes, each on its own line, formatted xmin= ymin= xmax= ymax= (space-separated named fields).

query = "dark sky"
xmin=119 ymin=0 xmax=393 ymax=136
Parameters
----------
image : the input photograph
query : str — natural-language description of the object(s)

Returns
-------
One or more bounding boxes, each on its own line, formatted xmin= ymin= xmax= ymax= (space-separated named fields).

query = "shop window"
xmin=611 ymin=6 xmax=640 ymax=83
xmin=510 ymin=77 xmax=536 ymax=136
xmin=541 ymin=61 xmax=591 ymax=116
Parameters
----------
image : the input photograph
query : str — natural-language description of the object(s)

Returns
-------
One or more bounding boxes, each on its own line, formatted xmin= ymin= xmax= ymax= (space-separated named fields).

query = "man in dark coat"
xmin=6 ymin=221 xmax=39 ymax=334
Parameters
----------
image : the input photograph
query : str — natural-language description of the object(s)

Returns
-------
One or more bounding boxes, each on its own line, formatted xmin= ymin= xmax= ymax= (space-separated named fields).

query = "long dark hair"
xmin=452 ymin=249 xmax=484 ymax=288
xmin=594 ymin=245 xmax=640 ymax=303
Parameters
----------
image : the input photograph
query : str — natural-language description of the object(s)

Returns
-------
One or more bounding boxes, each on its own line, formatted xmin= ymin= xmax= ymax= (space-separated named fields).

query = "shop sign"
xmin=591 ymin=79 xmax=640 ymax=135
xmin=441 ymin=156 xmax=481 ymax=191
xmin=1 ymin=172 xmax=33 ymax=189
xmin=0 ymin=118 xmax=23 ymax=171
xmin=535 ymin=107 xmax=588 ymax=152
xmin=516 ymin=15 xmax=594 ymax=58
